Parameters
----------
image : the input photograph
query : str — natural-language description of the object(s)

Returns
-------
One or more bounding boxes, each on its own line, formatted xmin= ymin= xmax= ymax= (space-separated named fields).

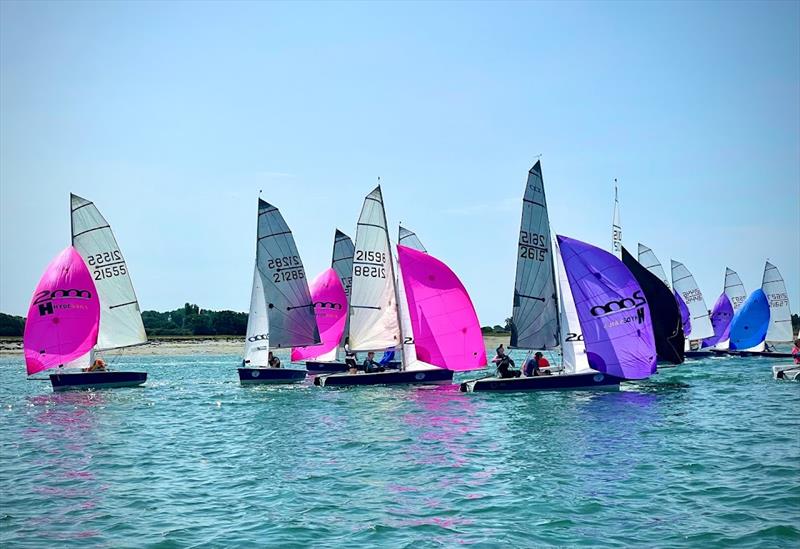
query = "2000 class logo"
xmin=590 ymin=290 xmax=646 ymax=317
xmin=33 ymin=288 xmax=93 ymax=316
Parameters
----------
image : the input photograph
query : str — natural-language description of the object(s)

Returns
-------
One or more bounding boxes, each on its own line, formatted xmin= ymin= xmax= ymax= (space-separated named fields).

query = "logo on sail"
xmin=590 ymin=290 xmax=646 ymax=317
xmin=33 ymin=288 xmax=94 ymax=316
xmin=247 ymin=333 xmax=268 ymax=342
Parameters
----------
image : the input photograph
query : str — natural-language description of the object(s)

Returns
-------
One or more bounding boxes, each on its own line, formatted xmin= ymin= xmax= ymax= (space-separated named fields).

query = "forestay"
xmin=256 ymin=199 xmax=320 ymax=348
xmin=331 ymin=229 xmax=354 ymax=343
xmin=510 ymin=161 xmax=559 ymax=349
xmin=348 ymin=186 xmax=401 ymax=351
xmin=557 ymin=235 xmax=657 ymax=380
xmin=71 ymin=194 xmax=146 ymax=351
xmin=729 ymin=289 xmax=770 ymax=350
xmin=637 ymin=243 xmax=670 ymax=289
xmin=243 ymin=265 xmax=270 ymax=365
xmin=291 ymin=269 xmax=347 ymax=362
xmin=762 ymin=262 xmax=793 ymax=343
xmin=23 ymin=247 xmax=100 ymax=375
xmin=670 ymin=260 xmax=714 ymax=340
xmin=397 ymin=245 xmax=486 ymax=371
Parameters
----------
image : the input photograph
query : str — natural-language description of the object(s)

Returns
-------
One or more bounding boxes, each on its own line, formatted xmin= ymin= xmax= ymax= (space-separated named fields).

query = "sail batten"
xmin=510 ymin=161 xmax=559 ymax=349
xmin=70 ymin=194 xmax=146 ymax=351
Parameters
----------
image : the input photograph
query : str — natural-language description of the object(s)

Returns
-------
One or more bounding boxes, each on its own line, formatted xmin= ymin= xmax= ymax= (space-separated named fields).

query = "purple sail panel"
xmin=674 ymin=290 xmax=691 ymax=337
xmin=701 ymin=293 xmax=733 ymax=348
xmin=557 ymin=235 xmax=657 ymax=380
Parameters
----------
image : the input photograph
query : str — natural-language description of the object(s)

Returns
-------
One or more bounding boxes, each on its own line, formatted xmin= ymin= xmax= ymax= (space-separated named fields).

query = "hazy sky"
xmin=2 ymin=1 xmax=798 ymax=325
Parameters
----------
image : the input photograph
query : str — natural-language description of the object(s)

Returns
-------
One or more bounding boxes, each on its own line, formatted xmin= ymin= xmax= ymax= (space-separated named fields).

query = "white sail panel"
xmin=256 ymin=199 xmax=320 ymax=348
xmin=554 ymin=240 xmax=592 ymax=374
xmin=331 ymin=229 xmax=354 ymax=347
xmin=762 ymin=262 xmax=793 ymax=342
xmin=612 ymin=186 xmax=622 ymax=258
xmin=70 ymin=194 xmax=147 ymax=351
xmin=398 ymin=226 xmax=427 ymax=253
xmin=637 ymin=244 xmax=670 ymax=289
xmin=671 ymin=260 xmax=714 ymax=340
xmin=724 ymin=268 xmax=748 ymax=313
xmin=510 ymin=161 xmax=559 ymax=349
xmin=348 ymin=186 xmax=401 ymax=351
xmin=244 ymin=266 xmax=270 ymax=365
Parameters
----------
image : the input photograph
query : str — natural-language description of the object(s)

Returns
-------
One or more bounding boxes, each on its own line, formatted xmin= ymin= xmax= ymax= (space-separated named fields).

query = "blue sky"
xmin=1 ymin=1 xmax=798 ymax=324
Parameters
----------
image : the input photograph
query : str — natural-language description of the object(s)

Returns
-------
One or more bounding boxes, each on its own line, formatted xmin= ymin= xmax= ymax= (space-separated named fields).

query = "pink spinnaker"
xmin=397 ymin=244 xmax=487 ymax=371
xmin=23 ymin=247 xmax=100 ymax=375
xmin=291 ymin=268 xmax=347 ymax=361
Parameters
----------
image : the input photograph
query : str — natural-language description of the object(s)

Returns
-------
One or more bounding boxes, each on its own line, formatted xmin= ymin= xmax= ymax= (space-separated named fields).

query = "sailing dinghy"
xmin=24 ymin=195 xmax=149 ymax=391
xmin=238 ymin=199 xmax=320 ymax=384
xmin=461 ymin=162 xmax=657 ymax=393
xmin=315 ymin=187 xmax=486 ymax=387
xmin=671 ymin=260 xmax=714 ymax=358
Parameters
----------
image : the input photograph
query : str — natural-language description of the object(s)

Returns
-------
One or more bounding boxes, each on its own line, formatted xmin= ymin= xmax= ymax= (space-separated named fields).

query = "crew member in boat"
xmin=493 ymin=345 xmax=520 ymax=378
xmin=363 ymin=351 xmax=385 ymax=373
xmin=344 ymin=337 xmax=358 ymax=374
xmin=524 ymin=352 xmax=551 ymax=377
xmin=268 ymin=352 xmax=281 ymax=368
xmin=84 ymin=358 xmax=107 ymax=372
xmin=792 ymin=339 xmax=800 ymax=364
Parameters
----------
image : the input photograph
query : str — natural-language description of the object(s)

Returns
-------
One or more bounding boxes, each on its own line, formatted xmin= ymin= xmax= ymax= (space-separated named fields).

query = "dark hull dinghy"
xmin=50 ymin=371 xmax=147 ymax=391
xmin=461 ymin=372 xmax=621 ymax=393
xmin=684 ymin=350 xmax=714 ymax=359
xmin=238 ymin=367 xmax=306 ymax=385
xmin=314 ymin=367 xmax=452 ymax=387
xmin=721 ymin=350 xmax=793 ymax=359
xmin=305 ymin=360 xmax=400 ymax=374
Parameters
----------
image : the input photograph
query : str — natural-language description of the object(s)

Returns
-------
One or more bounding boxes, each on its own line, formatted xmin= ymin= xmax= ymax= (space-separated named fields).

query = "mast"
xmin=611 ymin=181 xmax=622 ymax=258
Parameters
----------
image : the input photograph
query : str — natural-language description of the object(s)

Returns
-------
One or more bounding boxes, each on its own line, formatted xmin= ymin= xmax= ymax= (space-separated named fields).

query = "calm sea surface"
xmin=1 ymin=350 xmax=798 ymax=549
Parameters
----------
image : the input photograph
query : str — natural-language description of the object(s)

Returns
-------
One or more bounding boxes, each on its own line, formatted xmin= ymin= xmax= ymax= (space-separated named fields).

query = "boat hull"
xmin=773 ymin=366 xmax=800 ymax=381
xmin=460 ymin=372 xmax=622 ymax=393
xmin=684 ymin=351 xmax=713 ymax=359
xmin=304 ymin=360 xmax=401 ymax=374
xmin=49 ymin=371 xmax=147 ymax=391
xmin=238 ymin=368 xmax=306 ymax=385
xmin=314 ymin=368 xmax=452 ymax=387
xmin=725 ymin=350 xmax=793 ymax=359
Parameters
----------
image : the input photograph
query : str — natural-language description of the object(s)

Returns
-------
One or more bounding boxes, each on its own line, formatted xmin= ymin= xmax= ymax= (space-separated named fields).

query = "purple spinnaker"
xmin=674 ymin=290 xmax=691 ymax=337
xmin=557 ymin=235 xmax=657 ymax=380
xmin=701 ymin=293 xmax=733 ymax=348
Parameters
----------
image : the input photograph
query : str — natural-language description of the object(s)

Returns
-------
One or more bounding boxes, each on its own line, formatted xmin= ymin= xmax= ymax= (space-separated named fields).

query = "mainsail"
xmin=622 ymin=246 xmax=684 ymax=364
xmin=23 ymin=247 xmax=100 ymax=375
xmin=611 ymin=185 xmax=622 ymax=258
xmin=243 ymin=265 xmax=269 ymax=365
xmin=255 ymin=199 xmax=320 ymax=348
xmin=701 ymin=293 xmax=734 ymax=349
xmin=670 ymin=260 xmax=714 ymax=340
xmin=398 ymin=226 xmax=427 ymax=253
xmin=348 ymin=186 xmax=401 ymax=351
xmin=557 ymin=235 xmax=657 ymax=379
xmin=762 ymin=261 xmax=793 ymax=343
xmin=637 ymin=243 xmax=670 ymax=288
xmin=70 ymin=194 xmax=146 ymax=351
xmin=675 ymin=291 xmax=691 ymax=336
xmin=510 ymin=161 xmax=559 ymax=349
xmin=291 ymin=269 xmax=347 ymax=362
xmin=724 ymin=268 xmax=748 ymax=313
xmin=331 ymin=229 xmax=354 ymax=343
xmin=397 ymin=245 xmax=486 ymax=371
xmin=729 ymin=289 xmax=770 ymax=350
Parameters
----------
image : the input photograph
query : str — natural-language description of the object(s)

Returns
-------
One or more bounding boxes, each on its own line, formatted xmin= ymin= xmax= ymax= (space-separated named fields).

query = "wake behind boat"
xmin=238 ymin=198 xmax=320 ymax=385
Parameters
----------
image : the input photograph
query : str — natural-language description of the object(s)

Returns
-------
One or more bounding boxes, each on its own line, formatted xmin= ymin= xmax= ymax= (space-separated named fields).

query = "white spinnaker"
xmin=612 ymin=186 xmax=622 ymax=258
xmin=243 ymin=266 xmax=270 ymax=365
xmin=638 ymin=244 xmax=670 ymax=289
xmin=671 ymin=260 xmax=714 ymax=340
xmin=554 ymin=240 xmax=592 ymax=374
xmin=762 ymin=262 xmax=794 ymax=343
xmin=348 ymin=186 xmax=401 ymax=351
xmin=71 ymin=194 xmax=147 ymax=351
xmin=724 ymin=268 xmax=748 ymax=313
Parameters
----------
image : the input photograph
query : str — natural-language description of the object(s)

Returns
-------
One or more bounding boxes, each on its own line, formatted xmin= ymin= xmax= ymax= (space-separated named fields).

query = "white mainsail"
xmin=762 ymin=261 xmax=793 ymax=343
xmin=671 ymin=260 xmax=714 ymax=341
xmin=70 ymin=193 xmax=147 ymax=351
xmin=724 ymin=268 xmax=748 ymax=313
xmin=612 ymin=185 xmax=622 ymax=259
xmin=398 ymin=225 xmax=427 ymax=253
xmin=348 ymin=186 xmax=401 ymax=351
xmin=243 ymin=265 xmax=270 ymax=365
xmin=638 ymin=243 xmax=670 ymax=289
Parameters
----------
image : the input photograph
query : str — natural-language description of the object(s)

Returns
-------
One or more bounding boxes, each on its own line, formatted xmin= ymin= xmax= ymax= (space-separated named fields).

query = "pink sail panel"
xmin=397 ymin=245 xmax=487 ymax=371
xmin=291 ymin=268 xmax=347 ymax=361
xmin=23 ymin=247 xmax=100 ymax=375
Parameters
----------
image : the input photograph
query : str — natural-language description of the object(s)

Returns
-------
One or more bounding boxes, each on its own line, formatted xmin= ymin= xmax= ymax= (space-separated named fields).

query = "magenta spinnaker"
xmin=23 ymin=246 xmax=100 ymax=376
xmin=397 ymin=244 xmax=487 ymax=371
xmin=701 ymin=293 xmax=734 ymax=348
xmin=556 ymin=235 xmax=657 ymax=380
xmin=291 ymin=268 xmax=347 ymax=362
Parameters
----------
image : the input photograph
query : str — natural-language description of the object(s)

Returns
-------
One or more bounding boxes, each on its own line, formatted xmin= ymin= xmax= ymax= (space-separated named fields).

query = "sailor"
xmin=793 ymin=339 xmax=800 ymax=365
xmin=493 ymin=344 xmax=520 ymax=378
xmin=86 ymin=358 xmax=107 ymax=372
xmin=363 ymin=351 xmax=385 ymax=373
xmin=524 ymin=352 xmax=551 ymax=376
xmin=344 ymin=337 xmax=358 ymax=374
xmin=268 ymin=351 xmax=281 ymax=368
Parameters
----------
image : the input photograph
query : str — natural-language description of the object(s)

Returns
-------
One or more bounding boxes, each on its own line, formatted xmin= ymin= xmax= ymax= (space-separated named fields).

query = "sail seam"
xmin=71 ymin=202 xmax=94 ymax=213
xmin=73 ymin=225 xmax=111 ymax=238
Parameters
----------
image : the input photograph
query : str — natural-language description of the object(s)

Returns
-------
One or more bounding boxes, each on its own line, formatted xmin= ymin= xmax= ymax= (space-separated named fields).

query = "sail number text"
xmin=354 ymin=250 xmax=387 ymax=278
xmin=519 ymin=231 xmax=547 ymax=261
xmin=86 ymin=250 xmax=128 ymax=281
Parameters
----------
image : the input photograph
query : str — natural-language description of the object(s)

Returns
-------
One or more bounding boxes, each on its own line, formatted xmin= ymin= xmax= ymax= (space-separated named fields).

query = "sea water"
xmin=0 ymin=351 xmax=798 ymax=548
